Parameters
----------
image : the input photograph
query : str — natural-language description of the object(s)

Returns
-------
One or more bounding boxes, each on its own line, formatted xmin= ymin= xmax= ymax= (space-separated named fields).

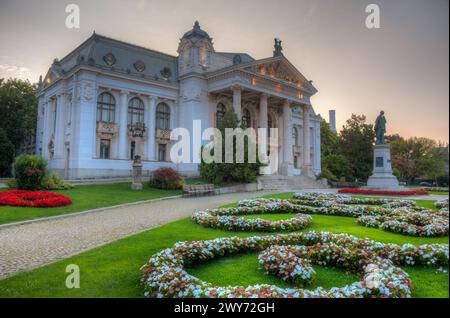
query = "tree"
xmin=416 ymin=156 xmax=446 ymax=186
xmin=0 ymin=78 xmax=38 ymax=151
xmin=0 ymin=128 xmax=15 ymax=177
xmin=338 ymin=114 xmax=375 ymax=180
xmin=320 ymin=121 xmax=339 ymax=159
xmin=323 ymin=154 xmax=351 ymax=180
xmin=199 ymin=108 xmax=263 ymax=184
xmin=390 ymin=136 xmax=443 ymax=183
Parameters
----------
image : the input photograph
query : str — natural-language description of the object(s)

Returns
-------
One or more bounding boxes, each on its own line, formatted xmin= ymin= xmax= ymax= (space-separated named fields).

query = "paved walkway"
xmin=0 ymin=190 xmax=281 ymax=280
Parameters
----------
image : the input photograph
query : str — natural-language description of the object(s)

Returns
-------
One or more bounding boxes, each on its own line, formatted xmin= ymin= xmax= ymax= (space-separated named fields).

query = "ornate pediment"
xmin=240 ymin=57 xmax=317 ymax=93
xmin=247 ymin=61 xmax=300 ymax=85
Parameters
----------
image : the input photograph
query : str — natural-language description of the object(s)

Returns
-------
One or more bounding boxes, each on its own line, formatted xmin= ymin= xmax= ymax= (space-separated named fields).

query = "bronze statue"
xmin=374 ymin=111 xmax=386 ymax=144
xmin=273 ymin=38 xmax=283 ymax=57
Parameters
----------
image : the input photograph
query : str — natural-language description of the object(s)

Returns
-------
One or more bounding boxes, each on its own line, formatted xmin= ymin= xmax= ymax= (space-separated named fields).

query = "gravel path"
xmin=0 ymin=190 xmax=281 ymax=280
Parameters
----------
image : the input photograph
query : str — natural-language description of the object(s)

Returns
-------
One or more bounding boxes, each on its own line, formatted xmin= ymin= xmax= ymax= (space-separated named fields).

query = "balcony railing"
xmin=156 ymin=128 xmax=171 ymax=141
xmin=96 ymin=121 xmax=118 ymax=138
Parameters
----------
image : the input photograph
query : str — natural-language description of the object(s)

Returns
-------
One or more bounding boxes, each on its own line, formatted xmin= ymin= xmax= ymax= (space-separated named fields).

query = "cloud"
xmin=0 ymin=56 xmax=33 ymax=80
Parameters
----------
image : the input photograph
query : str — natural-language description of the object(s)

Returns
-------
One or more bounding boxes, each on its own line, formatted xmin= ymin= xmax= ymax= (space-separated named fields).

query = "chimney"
xmin=329 ymin=110 xmax=336 ymax=133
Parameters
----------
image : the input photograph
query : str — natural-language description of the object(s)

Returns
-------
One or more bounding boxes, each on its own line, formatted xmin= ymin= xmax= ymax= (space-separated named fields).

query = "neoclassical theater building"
xmin=36 ymin=22 xmax=324 ymax=180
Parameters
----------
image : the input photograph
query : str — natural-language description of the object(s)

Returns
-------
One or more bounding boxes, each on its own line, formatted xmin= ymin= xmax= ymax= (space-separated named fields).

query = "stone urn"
xmin=131 ymin=155 xmax=143 ymax=190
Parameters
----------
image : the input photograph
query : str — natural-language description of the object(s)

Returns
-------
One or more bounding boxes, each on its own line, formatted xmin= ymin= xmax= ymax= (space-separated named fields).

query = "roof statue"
xmin=273 ymin=38 xmax=283 ymax=57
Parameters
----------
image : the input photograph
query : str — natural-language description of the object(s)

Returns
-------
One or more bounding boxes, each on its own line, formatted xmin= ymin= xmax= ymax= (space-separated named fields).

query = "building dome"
xmin=182 ymin=21 xmax=211 ymax=41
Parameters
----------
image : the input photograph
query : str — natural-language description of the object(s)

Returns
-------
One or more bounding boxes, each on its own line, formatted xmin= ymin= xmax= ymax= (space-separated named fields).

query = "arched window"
xmin=128 ymin=97 xmax=145 ymax=125
xmin=156 ymin=103 xmax=171 ymax=129
xmin=216 ymin=103 xmax=226 ymax=124
xmin=97 ymin=92 xmax=116 ymax=123
xmin=292 ymin=127 xmax=299 ymax=146
xmin=241 ymin=109 xmax=251 ymax=128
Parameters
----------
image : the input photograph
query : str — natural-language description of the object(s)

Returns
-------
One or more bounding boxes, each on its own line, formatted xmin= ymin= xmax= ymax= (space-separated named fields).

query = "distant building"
xmin=36 ymin=22 xmax=322 ymax=179
xmin=329 ymin=110 xmax=336 ymax=133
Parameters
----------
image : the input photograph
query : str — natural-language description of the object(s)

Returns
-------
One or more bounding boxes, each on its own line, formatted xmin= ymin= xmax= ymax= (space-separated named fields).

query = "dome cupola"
xmin=178 ymin=21 xmax=214 ymax=74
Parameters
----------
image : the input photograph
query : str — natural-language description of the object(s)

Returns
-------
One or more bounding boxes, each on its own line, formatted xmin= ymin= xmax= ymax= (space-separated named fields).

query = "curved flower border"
xmin=0 ymin=190 xmax=72 ymax=208
xmin=238 ymin=194 xmax=448 ymax=237
xmin=192 ymin=203 xmax=312 ymax=232
xmin=141 ymin=231 xmax=448 ymax=298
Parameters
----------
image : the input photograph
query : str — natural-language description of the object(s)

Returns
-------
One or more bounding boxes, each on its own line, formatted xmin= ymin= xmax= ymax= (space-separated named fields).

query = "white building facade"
xmin=36 ymin=22 xmax=322 ymax=180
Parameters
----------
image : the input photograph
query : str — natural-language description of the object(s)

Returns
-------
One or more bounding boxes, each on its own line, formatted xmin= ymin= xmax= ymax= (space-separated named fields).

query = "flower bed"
xmin=436 ymin=199 xmax=449 ymax=209
xmin=358 ymin=208 xmax=449 ymax=237
xmin=141 ymin=231 xmax=448 ymax=298
xmin=338 ymin=188 xmax=429 ymax=196
xmin=0 ymin=190 xmax=72 ymax=208
xmin=192 ymin=203 xmax=312 ymax=232
xmin=259 ymin=245 xmax=316 ymax=286
xmin=236 ymin=194 xmax=448 ymax=237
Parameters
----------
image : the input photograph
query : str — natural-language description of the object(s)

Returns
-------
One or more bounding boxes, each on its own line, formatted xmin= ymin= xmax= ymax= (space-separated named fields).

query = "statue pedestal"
xmin=131 ymin=156 xmax=143 ymax=191
xmin=366 ymin=144 xmax=402 ymax=190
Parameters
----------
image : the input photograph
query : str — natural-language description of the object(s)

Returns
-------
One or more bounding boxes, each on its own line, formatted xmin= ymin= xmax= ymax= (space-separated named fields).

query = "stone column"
xmin=54 ymin=93 xmax=67 ymax=159
xmin=147 ymin=96 xmax=157 ymax=160
xmin=232 ymin=85 xmax=242 ymax=120
xmin=258 ymin=93 xmax=268 ymax=129
xmin=302 ymin=104 xmax=312 ymax=169
xmin=282 ymin=100 xmax=293 ymax=174
xmin=118 ymin=90 xmax=129 ymax=160
xmin=41 ymin=100 xmax=50 ymax=159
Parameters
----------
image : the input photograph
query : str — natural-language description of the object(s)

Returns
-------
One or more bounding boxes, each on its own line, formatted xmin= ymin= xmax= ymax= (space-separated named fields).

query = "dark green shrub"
xmin=199 ymin=108 xmax=264 ymax=185
xmin=13 ymin=155 xmax=47 ymax=190
xmin=43 ymin=172 xmax=73 ymax=190
xmin=317 ymin=167 xmax=337 ymax=181
xmin=149 ymin=167 xmax=183 ymax=190
xmin=0 ymin=128 xmax=15 ymax=177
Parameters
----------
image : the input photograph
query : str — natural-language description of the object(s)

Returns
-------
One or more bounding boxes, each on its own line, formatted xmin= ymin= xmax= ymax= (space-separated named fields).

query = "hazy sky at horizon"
xmin=0 ymin=0 xmax=448 ymax=142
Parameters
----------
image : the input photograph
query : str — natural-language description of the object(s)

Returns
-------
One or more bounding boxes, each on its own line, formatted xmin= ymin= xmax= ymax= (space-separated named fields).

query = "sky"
xmin=0 ymin=0 xmax=448 ymax=142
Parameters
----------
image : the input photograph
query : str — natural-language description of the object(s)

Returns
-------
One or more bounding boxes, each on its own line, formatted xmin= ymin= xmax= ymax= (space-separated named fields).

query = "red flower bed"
xmin=0 ymin=190 xmax=72 ymax=208
xmin=338 ymin=188 xmax=429 ymax=196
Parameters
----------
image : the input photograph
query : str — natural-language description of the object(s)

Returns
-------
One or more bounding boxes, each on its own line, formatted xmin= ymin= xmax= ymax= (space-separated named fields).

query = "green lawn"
xmin=0 ymin=193 xmax=447 ymax=298
xmin=0 ymin=183 xmax=181 ymax=225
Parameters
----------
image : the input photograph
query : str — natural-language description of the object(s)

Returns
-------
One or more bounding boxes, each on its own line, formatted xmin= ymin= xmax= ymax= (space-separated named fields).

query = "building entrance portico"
xmin=206 ymin=69 xmax=318 ymax=177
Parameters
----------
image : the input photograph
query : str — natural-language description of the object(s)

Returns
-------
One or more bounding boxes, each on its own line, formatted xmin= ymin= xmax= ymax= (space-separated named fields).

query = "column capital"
xmin=283 ymin=99 xmax=291 ymax=107
xmin=232 ymin=85 xmax=242 ymax=93
xmin=260 ymin=93 xmax=269 ymax=101
xmin=119 ymin=90 xmax=129 ymax=96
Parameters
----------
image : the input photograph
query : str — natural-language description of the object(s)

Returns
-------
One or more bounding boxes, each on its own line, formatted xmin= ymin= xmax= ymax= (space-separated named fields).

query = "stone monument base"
xmin=366 ymin=144 xmax=403 ymax=190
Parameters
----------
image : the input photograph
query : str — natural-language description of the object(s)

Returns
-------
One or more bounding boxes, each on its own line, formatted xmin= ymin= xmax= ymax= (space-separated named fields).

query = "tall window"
xmin=216 ymin=103 xmax=226 ymax=124
xmin=158 ymin=144 xmax=167 ymax=161
xmin=128 ymin=97 xmax=145 ymax=125
xmin=156 ymin=103 xmax=170 ymax=129
xmin=97 ymin=92 xmax=116 ymax=123
xmin=292 ymin=127 xmax=299 ymax=146
xmin=241 ymin=109 xmax=251 ymax=128
xmin=100 ymin=139 xmax=111 ymax=159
